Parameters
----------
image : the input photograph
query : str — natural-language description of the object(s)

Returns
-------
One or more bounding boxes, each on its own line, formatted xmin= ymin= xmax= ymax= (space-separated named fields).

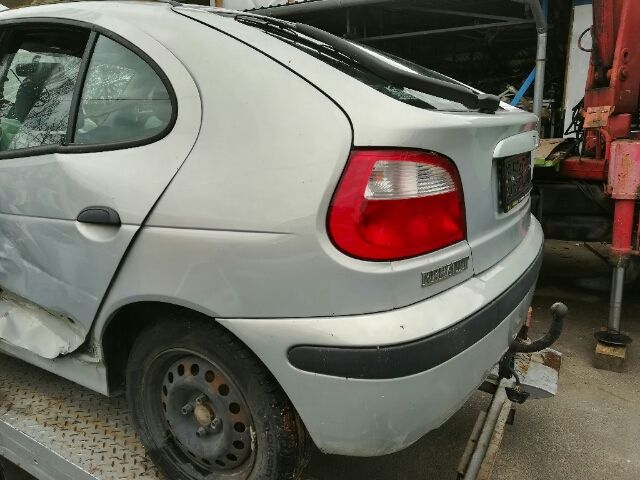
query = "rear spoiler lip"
xmin=294 ymin=22 xmax=500 ymax=114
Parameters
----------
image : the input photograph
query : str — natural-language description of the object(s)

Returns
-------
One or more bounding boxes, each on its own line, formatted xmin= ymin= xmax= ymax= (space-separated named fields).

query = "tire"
xmin=126 ymin=313 xmax=311 ymax=480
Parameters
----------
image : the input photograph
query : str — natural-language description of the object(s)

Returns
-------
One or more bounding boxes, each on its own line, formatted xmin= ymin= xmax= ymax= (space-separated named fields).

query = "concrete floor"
xmin=3 ymin=240 xmax=640 ymax=480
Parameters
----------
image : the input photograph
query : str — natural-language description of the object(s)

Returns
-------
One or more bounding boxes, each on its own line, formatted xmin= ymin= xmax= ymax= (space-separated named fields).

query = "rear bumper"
xmin=288 ymin=247 xmax=541 ymax=379
xmin=218 ymin=216 xmax=544 ymax=456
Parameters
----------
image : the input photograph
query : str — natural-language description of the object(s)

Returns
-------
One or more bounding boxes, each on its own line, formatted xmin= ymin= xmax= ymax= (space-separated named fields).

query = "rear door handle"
xmin=77 ymin=206 xmax=121 ymax=226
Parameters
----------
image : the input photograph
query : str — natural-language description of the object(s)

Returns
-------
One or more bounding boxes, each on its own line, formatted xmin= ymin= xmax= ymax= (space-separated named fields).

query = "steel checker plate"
xmin=0 ymin=354 xmax=164 ymax=480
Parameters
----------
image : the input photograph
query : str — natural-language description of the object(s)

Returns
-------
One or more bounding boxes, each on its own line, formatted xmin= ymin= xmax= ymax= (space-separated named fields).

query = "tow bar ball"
xmin=498 ymin=302 xmax=568 ymax=404
xmin=510 ymin=302 xmax=568 ymax=354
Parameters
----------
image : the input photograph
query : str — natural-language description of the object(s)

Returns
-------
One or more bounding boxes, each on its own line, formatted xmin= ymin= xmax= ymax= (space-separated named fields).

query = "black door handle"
xmin=77 ymin=206 xmax=121 ymax=226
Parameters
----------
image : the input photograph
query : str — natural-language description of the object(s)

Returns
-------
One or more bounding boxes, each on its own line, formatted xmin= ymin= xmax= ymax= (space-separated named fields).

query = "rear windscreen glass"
xmin=264 ymin=30 xmax=470 ymax=112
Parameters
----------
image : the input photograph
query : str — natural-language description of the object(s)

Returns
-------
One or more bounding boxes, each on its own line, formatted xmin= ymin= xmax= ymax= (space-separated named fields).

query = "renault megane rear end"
xmin=0 ymin=3 xmax=543 ymax=479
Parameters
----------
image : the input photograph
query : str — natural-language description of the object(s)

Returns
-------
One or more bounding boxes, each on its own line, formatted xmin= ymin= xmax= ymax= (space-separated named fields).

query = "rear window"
xmin=263 ymin=30 xmax=470 ymax=112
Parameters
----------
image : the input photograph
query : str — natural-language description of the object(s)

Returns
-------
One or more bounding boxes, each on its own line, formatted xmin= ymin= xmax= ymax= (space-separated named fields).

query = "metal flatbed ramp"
xmin=0 ymin=355 xmax=163 ymax=480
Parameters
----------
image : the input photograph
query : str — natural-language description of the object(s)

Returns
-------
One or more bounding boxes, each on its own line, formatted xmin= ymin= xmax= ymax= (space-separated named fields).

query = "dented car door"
xmin=0 ymin=21 xmax=200 ymax=351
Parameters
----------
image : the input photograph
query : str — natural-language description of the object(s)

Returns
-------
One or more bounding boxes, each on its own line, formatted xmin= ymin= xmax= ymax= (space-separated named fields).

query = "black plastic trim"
xmin=77 ymin=206 xmax=121 ymax=226
xmin=0 ymin=17 xmax=178 ymax=160
xmin=65 ymin=30 xmax=98 ymax=146
xmin=288 ymin=246 xmax=543 ymax=379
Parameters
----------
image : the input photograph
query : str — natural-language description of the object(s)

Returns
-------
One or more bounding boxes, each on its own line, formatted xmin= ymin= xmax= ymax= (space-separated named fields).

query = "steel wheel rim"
xmin=160 ymin=353 xmax=254 ymax=473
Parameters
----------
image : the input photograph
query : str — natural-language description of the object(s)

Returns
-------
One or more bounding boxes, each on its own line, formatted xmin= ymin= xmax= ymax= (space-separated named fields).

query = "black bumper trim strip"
xmin=287 ymin=247 xmax=543 ymax=379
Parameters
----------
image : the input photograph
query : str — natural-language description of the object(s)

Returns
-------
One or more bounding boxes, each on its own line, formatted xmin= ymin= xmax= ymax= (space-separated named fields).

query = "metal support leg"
xmin=595 ymin=199 xmax=634 ymax=347
xmin=593 ymin=142 xmax=640 ymax=369
xmin=532 ymin=31 xmax=547 ymax=125
xmin=608 ymin=264 xmax=625 ymax=333
xmin=518 ymin=0 xmax=548 ymax=128
xmin=593 ymin=199 xmax=633 ymax=372
xmin=595 ymin=262 xmax=633 ymax=347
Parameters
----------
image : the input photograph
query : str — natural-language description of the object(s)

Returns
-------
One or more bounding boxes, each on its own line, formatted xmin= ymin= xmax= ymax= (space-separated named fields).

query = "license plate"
xmin=498 ymin=153 xmax=532 ymax=212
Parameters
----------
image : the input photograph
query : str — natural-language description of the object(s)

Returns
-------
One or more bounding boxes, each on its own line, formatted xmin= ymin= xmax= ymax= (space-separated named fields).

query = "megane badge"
xmin=421 ymin=257 xmax=469 ymax=287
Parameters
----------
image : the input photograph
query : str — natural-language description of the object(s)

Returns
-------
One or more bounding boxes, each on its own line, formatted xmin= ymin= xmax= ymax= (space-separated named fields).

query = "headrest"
xmin=15 ymin=62 xmax=60 ymax=78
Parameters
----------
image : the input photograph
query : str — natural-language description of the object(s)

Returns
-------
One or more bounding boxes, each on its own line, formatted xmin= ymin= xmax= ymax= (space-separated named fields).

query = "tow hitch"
xmin=457 ymin=302 xmax=568 ymax=480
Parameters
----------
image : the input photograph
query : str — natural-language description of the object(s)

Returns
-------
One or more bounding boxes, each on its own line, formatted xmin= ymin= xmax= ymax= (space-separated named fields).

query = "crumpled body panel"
xmin=0 ymin=291 xmax=84 ymax=359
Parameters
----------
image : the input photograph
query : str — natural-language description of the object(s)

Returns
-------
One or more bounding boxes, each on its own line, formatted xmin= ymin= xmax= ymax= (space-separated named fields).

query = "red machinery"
xmin=557 ymin=0 xmax=640 ymax=347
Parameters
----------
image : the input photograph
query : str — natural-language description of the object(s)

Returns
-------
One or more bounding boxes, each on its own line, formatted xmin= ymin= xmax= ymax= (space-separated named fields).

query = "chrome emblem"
xmin=421 ymin=257 xmax=469 ymax=287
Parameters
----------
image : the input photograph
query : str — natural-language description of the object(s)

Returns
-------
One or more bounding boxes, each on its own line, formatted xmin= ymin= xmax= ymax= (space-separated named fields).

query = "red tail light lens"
xmin=328 ymin=149 xmax=466 ymax=261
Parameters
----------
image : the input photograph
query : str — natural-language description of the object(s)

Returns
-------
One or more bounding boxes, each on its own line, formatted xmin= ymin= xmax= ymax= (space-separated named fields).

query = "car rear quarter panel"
xmin=153 ymin=9 xmax=538 ymax=313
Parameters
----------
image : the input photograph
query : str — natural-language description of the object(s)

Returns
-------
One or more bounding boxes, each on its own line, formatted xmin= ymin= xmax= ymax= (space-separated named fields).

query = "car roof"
xmin=0 ymin=0 xmax=225 ymax=43
xmin=0 ymin=1 xmax=195 ymax=22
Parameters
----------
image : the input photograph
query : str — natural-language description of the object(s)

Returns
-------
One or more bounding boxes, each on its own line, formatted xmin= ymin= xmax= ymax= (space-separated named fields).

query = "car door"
xmin=0 ymin=20 xmax=201 ymax=337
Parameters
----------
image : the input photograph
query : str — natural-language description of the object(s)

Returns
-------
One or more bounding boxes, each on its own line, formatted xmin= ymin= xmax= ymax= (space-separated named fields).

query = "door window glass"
xmin=0 ymin=28 xmax=88 ymax=151
xmin=74 ymin=35 xmax=173 ymax=145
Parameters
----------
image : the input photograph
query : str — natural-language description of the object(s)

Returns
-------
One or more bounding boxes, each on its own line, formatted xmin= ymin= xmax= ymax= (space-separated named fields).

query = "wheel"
xmin=126 ymin=314 xmax=310 ymax=480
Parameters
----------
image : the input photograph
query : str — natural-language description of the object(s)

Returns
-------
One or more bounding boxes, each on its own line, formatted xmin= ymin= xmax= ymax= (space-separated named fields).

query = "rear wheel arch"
xmin=100 ymin=301 xmax=234 ymax=391
xmin=100 ymin=301 xmax=312 ymax=478
xmin=102 ymin=301 xmax=192 ymax=392
xmin=99 ymin=301 xmax=307 ymax=418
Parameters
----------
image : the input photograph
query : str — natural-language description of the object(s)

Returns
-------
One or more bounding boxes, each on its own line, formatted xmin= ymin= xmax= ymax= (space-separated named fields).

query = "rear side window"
xmin=0 ymin=28 xmax=89 ymax=151
xmin=74 ymin=35 xmax=173 ymax=145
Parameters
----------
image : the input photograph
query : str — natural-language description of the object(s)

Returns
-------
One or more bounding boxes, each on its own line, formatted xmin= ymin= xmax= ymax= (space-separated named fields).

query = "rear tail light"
xmin=328 ymin=149 xmax=466 ymax=261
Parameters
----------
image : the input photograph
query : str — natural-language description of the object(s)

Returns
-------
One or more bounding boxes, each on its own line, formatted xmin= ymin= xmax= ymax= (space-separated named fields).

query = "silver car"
xmin=0 ymin=2 xmax=542 ymax=479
